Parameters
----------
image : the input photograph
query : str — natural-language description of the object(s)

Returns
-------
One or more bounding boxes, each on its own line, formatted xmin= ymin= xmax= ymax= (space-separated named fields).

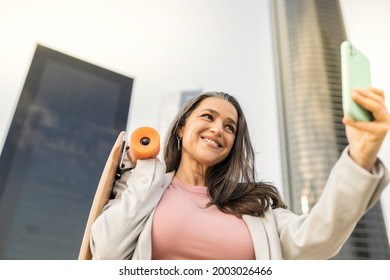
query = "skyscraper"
xmin=0 ymin=45 xmax=133 ymax=259
xmin=270 ymin=0 xmax=390 ymax=259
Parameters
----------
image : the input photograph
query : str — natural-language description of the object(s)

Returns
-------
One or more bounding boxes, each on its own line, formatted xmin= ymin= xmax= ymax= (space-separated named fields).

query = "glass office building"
xmin=0 ymin=45 xmax=133 ymax=259
xmin=270 ymin=0 xmax=390 ymax=259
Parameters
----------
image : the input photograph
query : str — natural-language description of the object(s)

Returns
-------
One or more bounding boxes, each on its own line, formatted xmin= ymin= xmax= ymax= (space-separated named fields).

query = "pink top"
xmin=151 ymin=177 xmax=255 ymax=260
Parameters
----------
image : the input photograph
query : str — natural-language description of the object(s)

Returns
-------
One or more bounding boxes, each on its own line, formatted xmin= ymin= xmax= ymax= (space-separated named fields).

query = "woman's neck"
xmin=175 ymin=163 xmax=208 ymax=187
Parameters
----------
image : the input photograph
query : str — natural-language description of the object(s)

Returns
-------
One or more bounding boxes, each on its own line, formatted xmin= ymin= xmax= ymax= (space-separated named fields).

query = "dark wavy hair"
xmin=164 ymin=92 xmax=287 ymax=217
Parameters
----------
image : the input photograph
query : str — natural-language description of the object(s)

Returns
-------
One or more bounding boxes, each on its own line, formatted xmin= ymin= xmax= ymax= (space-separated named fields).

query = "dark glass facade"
xmin=0 ymin=45 xmax=133 ymax=259
xmin=270 ymin=0 xmax=390 ymax=259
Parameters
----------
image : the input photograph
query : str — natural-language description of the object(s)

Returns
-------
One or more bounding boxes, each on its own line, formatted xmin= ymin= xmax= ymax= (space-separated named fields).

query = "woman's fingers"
xmin=355 ymin=87 xmax=385 ymax=103
xmin=344 ymin=87 xmax=389 ymax=170
xmin=343 ymin=115 xmax=388 ymax=137
xmin=345 ymin=87 xmax=390 ymax=139
xmin=352 ymin=88 xmax=388 ymax=122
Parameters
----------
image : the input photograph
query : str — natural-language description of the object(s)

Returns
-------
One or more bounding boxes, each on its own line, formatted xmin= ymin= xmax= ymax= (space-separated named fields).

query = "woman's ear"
xmin=177 ymin=127 xmax=183 ymax=139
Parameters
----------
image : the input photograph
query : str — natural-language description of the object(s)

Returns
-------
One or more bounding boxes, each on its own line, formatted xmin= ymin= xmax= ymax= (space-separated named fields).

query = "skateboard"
xmin=78 ymin=127 xmax=160 ymax=260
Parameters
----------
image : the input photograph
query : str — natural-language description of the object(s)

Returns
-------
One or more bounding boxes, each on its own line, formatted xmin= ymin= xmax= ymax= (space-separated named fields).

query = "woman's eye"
xmin=226 ymin=125 xmax=235 ymax=134
xmin=202 ymin=114 xmax=213 ymax=120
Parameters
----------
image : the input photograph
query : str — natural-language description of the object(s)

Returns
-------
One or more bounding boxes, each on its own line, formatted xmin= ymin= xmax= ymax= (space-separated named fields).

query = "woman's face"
xmin=179 ymin=97 xmax=238 ymax=169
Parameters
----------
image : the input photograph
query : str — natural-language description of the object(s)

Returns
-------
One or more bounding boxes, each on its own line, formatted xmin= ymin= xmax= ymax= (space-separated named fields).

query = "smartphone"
xmin=341 ymin=41 xmax=373 ymax=122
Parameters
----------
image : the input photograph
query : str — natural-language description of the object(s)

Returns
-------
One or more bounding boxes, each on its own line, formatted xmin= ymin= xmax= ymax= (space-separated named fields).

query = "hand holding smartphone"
xmin=341 ymin=41 xmax=373 ymax=122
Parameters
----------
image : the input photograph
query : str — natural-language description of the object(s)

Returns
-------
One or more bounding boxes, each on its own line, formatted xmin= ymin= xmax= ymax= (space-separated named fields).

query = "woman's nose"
xmin=209 ymin=122 xmax=223 ymax=135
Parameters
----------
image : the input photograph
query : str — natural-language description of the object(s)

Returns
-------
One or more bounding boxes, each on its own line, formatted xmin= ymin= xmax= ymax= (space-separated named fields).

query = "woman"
xmin=90 ymin=87 xmax=390 ymax=260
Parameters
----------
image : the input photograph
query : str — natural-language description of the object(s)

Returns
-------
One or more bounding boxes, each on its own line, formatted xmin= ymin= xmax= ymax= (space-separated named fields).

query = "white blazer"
xmin=90 ymin=147 xmax=389 ymax=260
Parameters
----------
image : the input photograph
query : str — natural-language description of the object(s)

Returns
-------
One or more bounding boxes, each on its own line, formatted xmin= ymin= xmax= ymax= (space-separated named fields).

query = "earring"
xmin=177 ymin=135 xmax=182 ymax=151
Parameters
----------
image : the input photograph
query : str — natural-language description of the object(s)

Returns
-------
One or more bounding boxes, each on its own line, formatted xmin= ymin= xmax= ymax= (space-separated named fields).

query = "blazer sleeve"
xmin=273 ymin=146 xmax=390 ymax=259
xmin=90 ymin=155 xmax=167 ymax=260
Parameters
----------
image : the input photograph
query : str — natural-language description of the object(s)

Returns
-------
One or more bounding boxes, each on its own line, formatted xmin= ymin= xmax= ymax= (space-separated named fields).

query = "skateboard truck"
xmin=116 ymin=134 xmax=130 ymax=180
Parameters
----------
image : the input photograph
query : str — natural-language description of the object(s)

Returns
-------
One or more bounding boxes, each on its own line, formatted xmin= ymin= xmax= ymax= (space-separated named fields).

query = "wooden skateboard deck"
xmin=78 ymin=127 xmax=160 ymax=260
xmin=78 ymin=131 xmax=126 ymax=260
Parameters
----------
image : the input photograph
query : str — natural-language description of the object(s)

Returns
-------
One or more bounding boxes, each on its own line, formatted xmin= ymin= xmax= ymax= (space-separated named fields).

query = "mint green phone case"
xmin=341 ymin=41 xmax=373 ymax=122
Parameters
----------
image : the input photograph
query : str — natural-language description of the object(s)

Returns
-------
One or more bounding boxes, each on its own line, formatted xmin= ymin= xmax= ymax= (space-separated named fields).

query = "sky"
xmin=0 ymin=0 xmax=389 ymax=243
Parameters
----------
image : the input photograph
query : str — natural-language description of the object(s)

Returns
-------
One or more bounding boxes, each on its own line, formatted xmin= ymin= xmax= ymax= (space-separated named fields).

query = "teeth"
xmin=203 ymin=137 xmax=219 ymax=148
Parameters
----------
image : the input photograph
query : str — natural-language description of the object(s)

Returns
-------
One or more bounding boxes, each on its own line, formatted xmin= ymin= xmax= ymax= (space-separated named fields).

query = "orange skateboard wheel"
xmin=130 ymin=126 xmax=160 ymax=159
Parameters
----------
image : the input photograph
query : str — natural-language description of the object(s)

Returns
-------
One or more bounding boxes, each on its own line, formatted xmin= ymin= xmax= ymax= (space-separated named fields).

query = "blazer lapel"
xmin=243 ymin=210 xmax=283 ymax=260
xmin=243 ymin=215 xmax=270 ymax=259
xmin=134 ymin=171 xmax=175 ymax=259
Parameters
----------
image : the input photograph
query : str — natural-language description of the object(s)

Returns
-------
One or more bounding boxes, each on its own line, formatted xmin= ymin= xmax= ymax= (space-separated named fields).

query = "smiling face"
xmin=178 ymin=97 xmax=238 ymax=172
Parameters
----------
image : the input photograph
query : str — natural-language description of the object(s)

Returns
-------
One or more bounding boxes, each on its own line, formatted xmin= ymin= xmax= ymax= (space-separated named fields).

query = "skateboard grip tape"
xmin=130 ymin=126 xmax=160 ymax=159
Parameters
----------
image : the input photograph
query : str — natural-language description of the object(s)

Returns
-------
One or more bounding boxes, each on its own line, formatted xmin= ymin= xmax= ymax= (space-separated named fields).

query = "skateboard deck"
xmin=78 ymin=131 xmax=126 ymax=260
xmin=78 ymin=127 xmax=160 ymax=260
